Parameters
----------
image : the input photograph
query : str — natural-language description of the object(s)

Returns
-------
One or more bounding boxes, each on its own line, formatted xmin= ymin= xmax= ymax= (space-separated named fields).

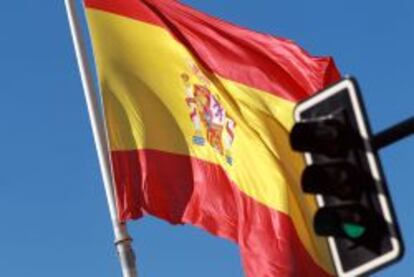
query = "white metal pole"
xmin=65 ymin=1 xmax=138 ymax=276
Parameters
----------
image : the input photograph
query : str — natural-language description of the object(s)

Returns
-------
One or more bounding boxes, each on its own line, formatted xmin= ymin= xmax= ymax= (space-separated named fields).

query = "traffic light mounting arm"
xmin=373 ymin=116 xmax=414 ymax=151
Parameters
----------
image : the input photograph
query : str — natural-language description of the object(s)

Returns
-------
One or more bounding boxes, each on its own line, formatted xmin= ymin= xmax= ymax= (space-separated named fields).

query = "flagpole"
xmin=65 ymin=1 xmax=138 ymax=276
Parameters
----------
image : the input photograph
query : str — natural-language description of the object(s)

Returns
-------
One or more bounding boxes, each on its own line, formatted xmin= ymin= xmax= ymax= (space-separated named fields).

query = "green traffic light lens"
xmin=342 ymin=223 xmax=366 ymax=239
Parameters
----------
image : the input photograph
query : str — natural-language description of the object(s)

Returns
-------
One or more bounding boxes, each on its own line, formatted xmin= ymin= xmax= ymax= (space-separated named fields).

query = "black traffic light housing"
xmin=290 ymin=77 xmax=403 ymax=276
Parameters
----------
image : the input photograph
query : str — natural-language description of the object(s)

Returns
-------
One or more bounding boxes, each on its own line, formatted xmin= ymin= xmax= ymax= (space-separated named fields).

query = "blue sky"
xmin=0 ymin=1 xmax=413 ymax=276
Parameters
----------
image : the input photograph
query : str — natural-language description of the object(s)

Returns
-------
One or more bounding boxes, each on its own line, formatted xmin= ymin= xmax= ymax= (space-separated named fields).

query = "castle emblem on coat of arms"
xmin=181 ymin=61 xmax=236 ymax=165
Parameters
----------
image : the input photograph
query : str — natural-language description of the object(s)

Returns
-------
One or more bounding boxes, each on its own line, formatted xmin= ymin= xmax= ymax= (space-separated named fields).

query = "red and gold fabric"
xmin=84 ymin=0 xmax=341 ymax=276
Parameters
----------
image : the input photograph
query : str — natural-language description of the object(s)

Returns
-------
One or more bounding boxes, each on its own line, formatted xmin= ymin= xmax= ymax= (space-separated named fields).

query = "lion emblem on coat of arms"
xmin=181 ymin=62 xmax=236 ymax=165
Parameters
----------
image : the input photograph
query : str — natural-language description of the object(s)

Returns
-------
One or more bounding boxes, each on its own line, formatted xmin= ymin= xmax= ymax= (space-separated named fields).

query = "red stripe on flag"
xmin=85 ymin=0 xmax=164 ymax=27
xmin=111 ymin=149 xmax=332 ymax=277
xmin=84 ymin=0 xmax=340 ymax=102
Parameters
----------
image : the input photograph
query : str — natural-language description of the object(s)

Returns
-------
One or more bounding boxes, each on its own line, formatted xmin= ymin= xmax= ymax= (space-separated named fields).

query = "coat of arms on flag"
xmin=181 ymin=61 xmax=236 ymax=165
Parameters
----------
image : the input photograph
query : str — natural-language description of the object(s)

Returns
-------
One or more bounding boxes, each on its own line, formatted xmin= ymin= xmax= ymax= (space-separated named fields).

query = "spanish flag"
xmin=84 ymin=0 xmax=340 ymax=276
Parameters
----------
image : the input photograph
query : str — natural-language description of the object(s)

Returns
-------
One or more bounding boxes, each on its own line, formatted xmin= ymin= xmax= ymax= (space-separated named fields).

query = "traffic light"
xmin=290 ymin=77 xmax=403 ymax=276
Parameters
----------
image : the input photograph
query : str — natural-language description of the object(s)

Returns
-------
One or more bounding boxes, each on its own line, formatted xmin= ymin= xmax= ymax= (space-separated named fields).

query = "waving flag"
xmin=84 ymin=0 xmax=340 ymax=275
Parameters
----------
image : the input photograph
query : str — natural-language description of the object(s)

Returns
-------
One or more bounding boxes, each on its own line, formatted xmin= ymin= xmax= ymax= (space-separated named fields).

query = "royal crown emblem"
xmin=181 ymin=61 xmax=236 ymax=165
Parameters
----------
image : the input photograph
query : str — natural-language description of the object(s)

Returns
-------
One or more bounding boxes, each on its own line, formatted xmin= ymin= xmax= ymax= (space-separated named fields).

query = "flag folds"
xmin=84 ymin=0 xmax=340 ymax=276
